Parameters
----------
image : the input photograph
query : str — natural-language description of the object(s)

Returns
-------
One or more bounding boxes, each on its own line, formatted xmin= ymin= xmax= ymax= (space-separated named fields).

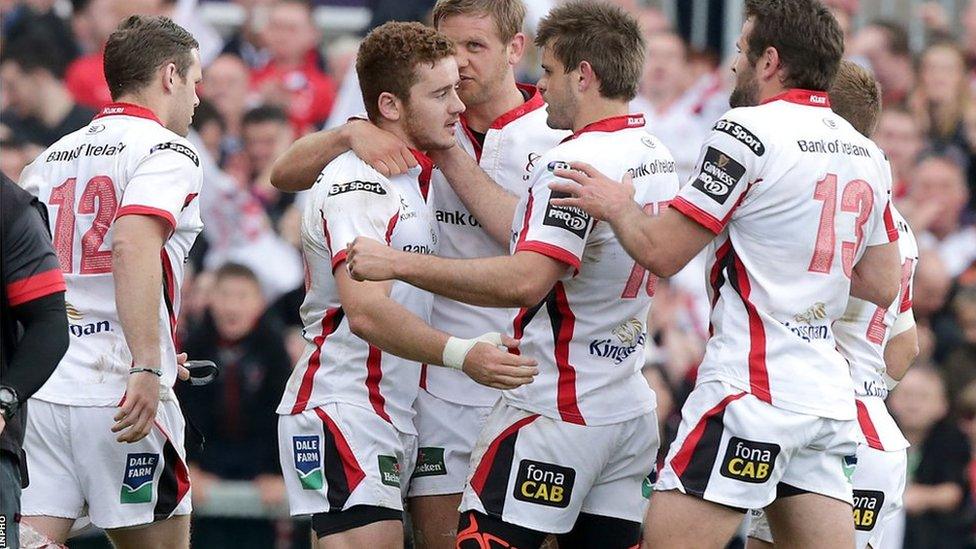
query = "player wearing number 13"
xmin=17 ymin=15 xmax=202 ymax=548
xmin=547 ymin=2 xmax=901 ymax=548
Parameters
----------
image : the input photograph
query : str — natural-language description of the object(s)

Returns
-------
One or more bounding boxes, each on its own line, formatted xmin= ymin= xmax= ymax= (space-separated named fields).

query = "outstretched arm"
xmin=429 ymin=145 xmax=519 ymax=246
xmin=549 ymin=163 xmax=714 ymax=277
xmin=270 ymin=120 xmax=418 ymax=192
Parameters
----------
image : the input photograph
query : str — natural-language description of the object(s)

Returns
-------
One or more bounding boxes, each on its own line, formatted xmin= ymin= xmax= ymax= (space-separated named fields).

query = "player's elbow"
xmin=511 ymin=277 xmax=552 ymax=308
xmin=269 ymin=155 xmax=304 ymax=192
xmin=645 ymin=253 xmax=682 ymax=279
xmin=346 ymin=310 xmax=378 ymax=341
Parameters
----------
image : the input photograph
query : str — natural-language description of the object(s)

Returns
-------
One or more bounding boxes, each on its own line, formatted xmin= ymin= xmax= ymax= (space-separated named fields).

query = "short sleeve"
xmin=513 ymin=158 xmax=594 ymax=272
xmin=116 ymin=139 xmax=203 ymax=231
xmin=2 ymin=184 xmax=65 ymax=307
xmin=319 ymin=176 xmax=400 ymax=271
xmin=866 ymin=199 xmax=899 ymax=247
xmin=672 ymin=116 xmax=765 ymax=234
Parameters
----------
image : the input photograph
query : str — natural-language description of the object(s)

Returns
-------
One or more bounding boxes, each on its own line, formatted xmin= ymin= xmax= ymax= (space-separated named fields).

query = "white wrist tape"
xmin=883 ymin=372 xmax=900 ymax=390
xmin=443 ymin=332 xmax=504 ymax=370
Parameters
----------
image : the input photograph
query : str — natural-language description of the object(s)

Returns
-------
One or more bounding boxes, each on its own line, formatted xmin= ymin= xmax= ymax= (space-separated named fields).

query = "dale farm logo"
xmin=120 ymin=453 xmax=159 ymax=504
xmin=293 ymin=435 xmax=323 ymax=490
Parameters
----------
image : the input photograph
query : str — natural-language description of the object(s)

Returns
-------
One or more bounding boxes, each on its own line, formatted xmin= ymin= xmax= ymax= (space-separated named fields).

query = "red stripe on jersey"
xmin=291 ymin=307 xmax=345 ymax=414
xmin=551 ymin=283 xmax=584 ymax=424
xmin=899 ymin=258 xmax=915 ymax=313
xmin=856 ymin=399 xmax=885 ymax=451
xmin=491 ymin=84 xmax=546 ymax=129
xmin=470 ymin=413 xmax=540 ymax=495
xmin=672 ymin=197 xmax=725 ymax=235
xmin=707 ymin=240 xmax=733 ymax=337
xmin=759 ymin=89 xmax=830 ymax=108
xmin=458 ymin=118 xmax=483 ymax=162
xmin=516 ymin=240 xmax=581 ymax=272
xmin=419 ymin=364 xmax=428 ymax=389
xmin=115 ymin=205 xmax=176 ymax=231
xmin=509 ymin=298 xmax=545 ymax=356
xmin=160 ymin=250 xmax=178 ymax=346
xmin=182 ymin=193 xmax=198 ymax=210
xmin=670 ymin=392 xmax=746 ymax=476
xmin=6 ymin=268 xmax=65 ymax=307
xmin=365 ymin=345 xmax=391 ymax=422
xmin=730 ymin=251 xmax=771 ymax=403
xmin=385 ymin=213 xmax=398 ymax=244
xmin=883 ymin=202 xmax=898 ymax=243
xmin=410 ymin=150 xmax=433 ymax=201
xmin=515 ymin=191 xmax=535 ymax=248
xmin=314 ymin=407 xmax=367 ymax=493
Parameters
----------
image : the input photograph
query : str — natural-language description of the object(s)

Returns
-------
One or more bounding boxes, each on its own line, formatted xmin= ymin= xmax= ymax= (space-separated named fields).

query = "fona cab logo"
xmin=513 ymin=460 xmax=575 ymax=508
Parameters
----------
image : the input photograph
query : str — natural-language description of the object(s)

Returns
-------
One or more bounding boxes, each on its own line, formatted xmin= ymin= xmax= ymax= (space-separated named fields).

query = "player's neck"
xmin=463 ymin=79 xmax=524 ymax=134
xmin=571 ymin=98 xmax=630 ymax=133
xmin=114 ymin=92 xmax=167 ymax=126
xmin=757 ymin=80 xmax=789 ymax=104
xmin=375 ymin=119 xmax=419 ymax=152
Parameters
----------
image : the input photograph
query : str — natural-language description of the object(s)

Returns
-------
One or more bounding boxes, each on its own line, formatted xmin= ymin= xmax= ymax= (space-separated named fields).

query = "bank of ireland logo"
xmin=120 ymin=453 xmax=159 ymax=504
xmin=293 ymin=435 xmax=323 ymax=490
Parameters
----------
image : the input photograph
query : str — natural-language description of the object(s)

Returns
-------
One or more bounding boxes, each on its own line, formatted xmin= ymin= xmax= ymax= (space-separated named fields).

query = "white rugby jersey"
xmin=19 ymin=103 xmax=204 ymax=406
xmin=505 ymin=114 xmax=679 ymax=425
xmin=277 ymin=150 xmax=438 ymax=435
xmin=835 ymin=206 xmax=917 ymax=451
xmin=671 ymin=90 xmax=898 ymax=421
xmin=424 ymin=84 xmax=568 ymax=407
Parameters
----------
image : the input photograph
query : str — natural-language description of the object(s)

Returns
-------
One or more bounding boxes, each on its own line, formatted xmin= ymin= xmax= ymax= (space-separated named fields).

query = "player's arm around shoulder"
xmin=851 ymin=156 xmax=901 ymax=308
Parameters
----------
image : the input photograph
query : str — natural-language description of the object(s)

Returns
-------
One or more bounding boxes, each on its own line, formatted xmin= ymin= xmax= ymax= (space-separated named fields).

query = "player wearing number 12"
xmin=17 ymin=16 xmax=202 ymax=549
xmin=547 ymin=2 xmax=902 ymax=548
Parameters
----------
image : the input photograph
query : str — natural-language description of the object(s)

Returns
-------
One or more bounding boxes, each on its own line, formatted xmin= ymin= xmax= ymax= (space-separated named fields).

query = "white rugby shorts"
xmin=748 ymin=442 xmax=906 ymax=548
xmin=21 ymin=398 xmax=191 ymax=530
xmin=655 ymin=381 xmax=860 ymax=510
xmin=408 ymin=389 xmax=494 ymax=498
xmin=278 ymin=402 xmax=417 ymax=516
xmin=459 ymin=400 xmax=658 ymax=533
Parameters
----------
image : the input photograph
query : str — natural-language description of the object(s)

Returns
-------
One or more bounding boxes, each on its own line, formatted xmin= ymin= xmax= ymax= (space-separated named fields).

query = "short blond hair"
xmin=432 ymin=0 xmax=526 ymax=43
xmin=829 ymin=60 xmax=883 ymax=137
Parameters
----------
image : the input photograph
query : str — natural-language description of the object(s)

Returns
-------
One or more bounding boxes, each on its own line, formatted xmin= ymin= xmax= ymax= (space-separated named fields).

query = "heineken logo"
xmin=412 ymin=447 xmax=447 ymax=478
xmin=378 ymin=455 xmax=401 ymax=487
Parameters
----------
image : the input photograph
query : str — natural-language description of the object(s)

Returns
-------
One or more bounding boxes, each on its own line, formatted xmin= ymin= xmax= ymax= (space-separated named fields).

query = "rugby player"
xmin=747 ymin=59 xmax=920 ymax=549
xmin=545 ymin=1 xmax=902 ymax=547
xmin=346 ymin=3 xmax=678 ymax=547
xmin=274 ymin=21 xmax=537 ymax=549
xmin=269 ymin=2 xmax=568 ymax=546
xmin=18 ymin=15 xmax=203 ymax=549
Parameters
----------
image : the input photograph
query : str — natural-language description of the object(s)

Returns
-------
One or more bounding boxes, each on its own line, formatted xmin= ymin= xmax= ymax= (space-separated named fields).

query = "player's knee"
xmin=456 ymin=511 xmax=546 ymax=549
xmin=19 ymin=522 xmax=69 ymax=549
xmin=557 ymin=513 xmax=641 ymax=549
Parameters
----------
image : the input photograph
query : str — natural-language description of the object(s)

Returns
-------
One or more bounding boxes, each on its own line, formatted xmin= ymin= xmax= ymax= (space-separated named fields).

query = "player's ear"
xmin=761 ymin=46 xmax=780 ymax=83
xmin=508 ymin=33 xmax=526 ymax=66
xmin=378 ymin=92 xmax=401 ymax=122
xmin=577 ymin=60 xmax=596 ymax=94
xmin=162 ymin=62 xmax=178 ymax=94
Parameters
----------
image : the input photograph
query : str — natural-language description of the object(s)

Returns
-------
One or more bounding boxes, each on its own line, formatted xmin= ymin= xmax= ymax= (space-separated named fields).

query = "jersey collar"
xmin=561 ymin=113 xmax=645 ymax=144
xmin=759 ymin=89 xmax=831 ymax=108
xmin=409 ymin=149 xmax=433 ymax=201
xmin=93 ymin=102 xmax=164 ymax=126
xmin=489 ymin=83 xmax=546 ymax=130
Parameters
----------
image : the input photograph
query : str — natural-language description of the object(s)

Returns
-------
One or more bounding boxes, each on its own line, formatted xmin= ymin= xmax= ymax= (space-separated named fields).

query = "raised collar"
xmin=93 ymin=102 xmax=164 ymax=126
xmin=561 ymin=114 xmax=645 ymax=144
xmin=759 ymin=89 xmax=830 ymax=108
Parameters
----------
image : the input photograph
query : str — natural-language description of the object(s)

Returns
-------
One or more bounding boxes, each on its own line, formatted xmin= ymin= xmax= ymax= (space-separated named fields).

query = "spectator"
xmin=63 ymin=0 xmax=123 ymax=109
xmin=0 ymin=32 xmax=95 ymax=147
xmin=889 ymin=366 xmax=970 ymax=549
xmin=911 ymin=41 xmax=974 ymax=152
xmin=2 ymin=0 xmax=79 ymax=63
xmin=69 ymin=0 xmax=118 ymax=55
xmin=191 ymin=99 xmax=226 ymax=164
xmin=904 ymin=154 xmax=976 ymax=278
xmin=241 ymin=105 xmax=295 ymax=221
xmin=957 ymin=381 xmax=976 ymax=513
xmin=875 ymin=107 xmax=925 ymax=198
xmin=221 ymin=0 xmax=274 ymax=70
xmin=250 ymin=0 xmax=337 ymax=135
xmin=940 ymin=286 xmax=976 ymax=403
xmin=630 ymin=31 xmax=704 ymax=182
xmin=176 ymin=263 xmax=290 ymax=548
xmin=0 ymin=138 xmax=42 ymax=182
xmin=849 ymin=20 xmax=915 ymax=108
xmin=202 ymin=54 xmax=252 ymax=163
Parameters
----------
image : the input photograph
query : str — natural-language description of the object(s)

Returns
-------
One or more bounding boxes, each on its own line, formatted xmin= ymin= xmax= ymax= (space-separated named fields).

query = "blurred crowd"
xmin=3 ymin=0 xmax=976 ymax=547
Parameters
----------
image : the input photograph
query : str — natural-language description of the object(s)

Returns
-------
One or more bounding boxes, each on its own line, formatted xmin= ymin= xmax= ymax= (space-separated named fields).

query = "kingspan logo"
xmin=66 ymin=302 xmax=112 ymax=337
xmin=589 ymin=318 xmax=646 ymax=364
